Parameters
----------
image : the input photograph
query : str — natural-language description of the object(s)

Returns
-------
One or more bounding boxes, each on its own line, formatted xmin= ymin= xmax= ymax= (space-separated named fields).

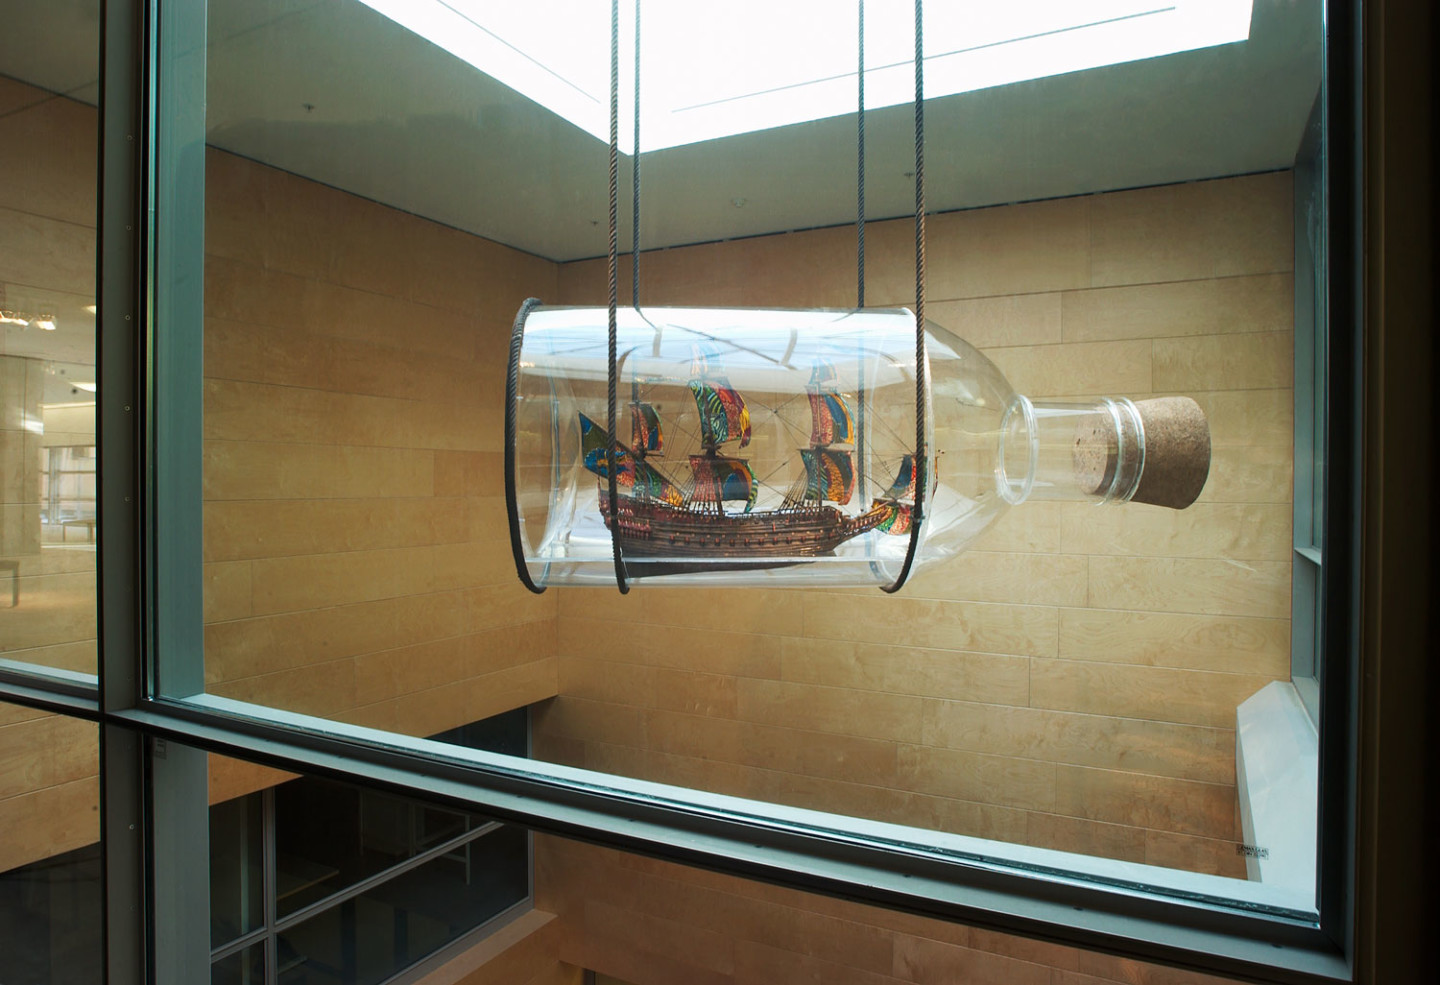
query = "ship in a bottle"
xmin=576 ymin=353 xmax=918 ymax=565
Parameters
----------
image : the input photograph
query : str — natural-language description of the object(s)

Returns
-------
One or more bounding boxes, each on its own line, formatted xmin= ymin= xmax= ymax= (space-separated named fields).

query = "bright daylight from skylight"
xmin=357 ymin=0 xmax=1254 ymax=152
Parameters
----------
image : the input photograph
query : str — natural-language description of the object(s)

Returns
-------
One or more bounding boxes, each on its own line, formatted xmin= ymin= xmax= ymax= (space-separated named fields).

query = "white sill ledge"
xmin=1235 ymin=681 xmax=1319 ymax=900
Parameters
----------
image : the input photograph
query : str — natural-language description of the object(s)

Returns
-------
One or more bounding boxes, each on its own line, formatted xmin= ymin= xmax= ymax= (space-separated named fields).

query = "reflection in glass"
xmin=276 ymin=778 xmax=483 ymax=918
xmin=0 ymin=0 xmax=101 ymax=677
xmin=0 ymin=701 xmax=101 ymax=984
xmin=211 ymin=792 xmax=265 ymax=949
xmin=206 ymin=728 xmax=531 ymax=983
xmin=211 ymin=942 xmax=266 ymax=985
xmin=275 ymin=825 xmax=528 ymax=985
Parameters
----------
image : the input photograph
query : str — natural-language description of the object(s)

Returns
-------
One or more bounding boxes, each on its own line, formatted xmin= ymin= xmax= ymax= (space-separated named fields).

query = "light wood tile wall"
xmin=0 ymin=699 xmax=98 ymax=873
xmin=413 ymin=910 xmax=581 ymax=985
xmin=0 ymin=77 xmax=99 ymax=675
xmin=536 ymin=835 xmax=1249 ymax=985
xmin=199 ymin=148 xmax=561 ymax=802
xmin=541 ymin=172 xmax=1295 ymax=878
xmin=0 ymin=80 xmax=102 ymax=871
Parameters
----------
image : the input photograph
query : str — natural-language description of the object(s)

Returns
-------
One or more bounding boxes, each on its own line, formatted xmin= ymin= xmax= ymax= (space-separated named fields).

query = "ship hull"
xmin=599 ymin=494 xmax=885 ymax=559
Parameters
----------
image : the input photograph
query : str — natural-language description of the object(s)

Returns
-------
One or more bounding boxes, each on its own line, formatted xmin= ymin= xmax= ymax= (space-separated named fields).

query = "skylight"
xmin=357 ymin=0 xmax=1253 ymax=153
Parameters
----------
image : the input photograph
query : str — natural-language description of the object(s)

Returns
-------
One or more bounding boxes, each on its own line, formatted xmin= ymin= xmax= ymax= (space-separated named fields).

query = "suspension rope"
xmin=855 ymin=0 xmax=869 ymax=508
xmin=856 ymin=0 xmax=866 ymax=311
xmin=606 ymin=0 xmax=630 ymax=593
xmin=883 ymin=0 xmax=927 ymax=595
xmin=631 ymin=0 xmax=642 ymax=309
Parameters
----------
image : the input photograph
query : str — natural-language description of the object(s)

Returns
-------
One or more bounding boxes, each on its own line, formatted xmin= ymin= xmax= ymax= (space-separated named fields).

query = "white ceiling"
xmin=2 ymin=0 xmax=1322 ymax=265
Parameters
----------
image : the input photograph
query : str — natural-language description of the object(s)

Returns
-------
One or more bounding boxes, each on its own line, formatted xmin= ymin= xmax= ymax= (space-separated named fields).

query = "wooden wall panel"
xmin=198 ymin=147 xmax=560 ymax=751
xmin=0 ymin=80 xmax=102 ymax=871
xmin=534 ymin=835 xmax=1249 ymax=985
xmin=0 ymin=706 xmax=97 ymax=871
xmin=0 ymin=77 xmax=99 ymax=675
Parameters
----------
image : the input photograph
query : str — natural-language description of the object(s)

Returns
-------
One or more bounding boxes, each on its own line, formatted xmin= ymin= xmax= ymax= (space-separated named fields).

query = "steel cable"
xmin=883 ymin=0 xmax=927 ymax=594
xmin=606 ymin=0 xmax=630 ymax=592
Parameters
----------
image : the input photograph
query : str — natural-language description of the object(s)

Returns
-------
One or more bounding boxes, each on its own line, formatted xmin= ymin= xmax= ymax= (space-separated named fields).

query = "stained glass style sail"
xmin=631 ymin=402 xmax=663 ymax=454
xmin=800 ymin=448 xmax=855 ymax=504
xmin=578 ymin=414 xmax=684 ymax=506
xmin=806 ymin=360 xmax=854 ymax=446
xmin=870 ymin=501 xmax=913 ymax=534
xmin=689 ymin=455 xmax=758 ymax=512
xmin=880 ymin=454 xmax=918 ymax=502
xmin=808 ymin=390 xmax=854 ymax=446
xmin=689 ymin=381 xmax=752 ymax=448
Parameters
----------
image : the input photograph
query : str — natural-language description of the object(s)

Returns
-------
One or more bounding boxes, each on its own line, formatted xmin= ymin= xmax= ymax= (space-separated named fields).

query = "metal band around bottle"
xmin=505 ymin=297 xmax=547 ymax=595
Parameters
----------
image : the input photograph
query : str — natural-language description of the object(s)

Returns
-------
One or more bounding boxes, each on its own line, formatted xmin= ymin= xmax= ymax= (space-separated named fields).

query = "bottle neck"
xmin=996 ymin=396 xmax=1146 ymax=505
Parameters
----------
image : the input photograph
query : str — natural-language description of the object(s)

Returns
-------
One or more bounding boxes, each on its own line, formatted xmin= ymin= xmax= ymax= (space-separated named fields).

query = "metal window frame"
xmin=1292 ymin=84 xmax=1329 ymax=726
xmin=0 ymin=0 xmax=1370 ymax=982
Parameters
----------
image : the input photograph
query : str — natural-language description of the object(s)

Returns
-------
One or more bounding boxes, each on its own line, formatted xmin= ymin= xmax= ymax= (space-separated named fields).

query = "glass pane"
xmin=274 ymin=776 xmax=486 ymax=918
xmin=195 ymin=742 xmax=532 ymax=985
xmin=211 ymin=791 xmax=265 ymax=948
xmin=0 ymin=0 xmax=101 ymax=678
xmin=178 ymin=0 xmax=1324 ymax=915
xmin=276 ymin=825 xmax=528 ymax=985
xmin=0 ymin=700 xmax=101 ymax=984
xmin=211 ymin=942 xmax=266 ymax=985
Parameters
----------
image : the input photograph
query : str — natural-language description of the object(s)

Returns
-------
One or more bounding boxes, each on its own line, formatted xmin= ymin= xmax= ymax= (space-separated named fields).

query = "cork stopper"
xmin=1072 ymin=397 xmax=1211 ymax=510
xmin=1131 ymin=397 xmax=1211 ymax=508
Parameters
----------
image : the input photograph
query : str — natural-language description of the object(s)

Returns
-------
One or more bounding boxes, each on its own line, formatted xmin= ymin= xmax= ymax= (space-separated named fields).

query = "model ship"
xmin=576 ymin=353 xmax=919 ymax=566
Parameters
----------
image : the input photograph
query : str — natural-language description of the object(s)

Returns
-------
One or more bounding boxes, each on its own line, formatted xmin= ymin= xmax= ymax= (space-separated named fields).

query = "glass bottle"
xmin=507 ymin=305 xmax=1209 ymax=589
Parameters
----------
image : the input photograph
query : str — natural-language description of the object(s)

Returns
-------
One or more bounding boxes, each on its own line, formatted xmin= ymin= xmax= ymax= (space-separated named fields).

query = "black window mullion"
xmin=96 ymin=0 xmax=153 ymax=980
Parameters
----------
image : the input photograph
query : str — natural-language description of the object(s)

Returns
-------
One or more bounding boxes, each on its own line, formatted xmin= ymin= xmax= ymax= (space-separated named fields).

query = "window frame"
xmin=1292 ymin=89 xmax=1328 ymax=726
xmin=0 ymin=0 xmax=1369 ymax=982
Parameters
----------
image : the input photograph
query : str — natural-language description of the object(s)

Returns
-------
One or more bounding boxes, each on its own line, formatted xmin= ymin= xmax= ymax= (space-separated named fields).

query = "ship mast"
xmin=686 ymin=345 xmax=755 ymax=516
xmin=786 ymin=360 xmax=857 ymax=510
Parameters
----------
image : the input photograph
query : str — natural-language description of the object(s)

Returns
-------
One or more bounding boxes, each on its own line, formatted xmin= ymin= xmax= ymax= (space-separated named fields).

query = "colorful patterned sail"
xmin=578 ymin=414 xmax=684 ymax=506
xmin=689 ymin=381 xmax=752 ymax=448
xmin=880 ymin=454 xmax=918 ymax=501
xmin=869 ymin=500 xmax=913 ymax=535
xmin=631 ymin=402 xmax=663 ymax=455
xmin=800 ymin=448 xmax=855 ymax=505
xmin=689 ymin=455 xmax=758 ymax=512
xmin=807 ymin=390 xmax=854 ymax=446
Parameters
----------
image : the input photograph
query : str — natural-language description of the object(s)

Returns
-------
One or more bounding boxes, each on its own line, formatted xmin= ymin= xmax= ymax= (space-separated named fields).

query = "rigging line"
xmin=770 ymin=414 xmax=817 ymax=449
xmin=752 ymin=391 xmax=807 ymax=414
xmin=884 ymin=0 xmax=927 ymax=595
xmin=755 ymin=458 xmax=816 ymax=493
xmin=860 ymin=400 xmax=915 ymax=449
xmin=666 ymin=421 xmax=705 ymax=447
xmin=606 ymin=0 xmax=630 ymax=594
